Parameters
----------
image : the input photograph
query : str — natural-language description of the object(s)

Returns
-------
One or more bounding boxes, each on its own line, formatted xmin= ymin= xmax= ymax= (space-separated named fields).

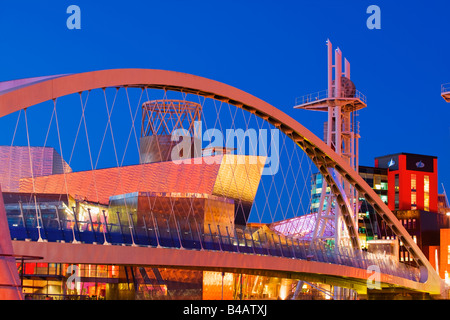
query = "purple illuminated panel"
xmin=0 ymin=146 xmax=71 ymax=192
xmin=270 ymin=212 xmax=335 ymax=240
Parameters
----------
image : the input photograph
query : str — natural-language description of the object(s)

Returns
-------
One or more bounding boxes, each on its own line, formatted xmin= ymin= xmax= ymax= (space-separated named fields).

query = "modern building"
xmin=375 ymin=153 xmax=438 ymax=212
xmin=305 ymin=151 xmax=448 ymax=269
xmin=357 ymin=166 xmax=388 ymax=247
xmin=307 ymin=165 xmax=388 ymax=246
xmin=371 ymin=153 xmax=449 ymax=268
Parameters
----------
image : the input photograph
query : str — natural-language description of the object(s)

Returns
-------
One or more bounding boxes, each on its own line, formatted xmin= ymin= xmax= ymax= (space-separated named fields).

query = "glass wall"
xmin=18 ymin=262 xmax=345 ymax=300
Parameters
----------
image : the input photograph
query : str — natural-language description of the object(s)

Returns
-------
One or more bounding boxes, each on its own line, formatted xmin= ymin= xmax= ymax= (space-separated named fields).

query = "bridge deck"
xmin=11 ymin=240 xmax=440 ymax=295
xmin=9 ymin=224 xmax=441 ymax=296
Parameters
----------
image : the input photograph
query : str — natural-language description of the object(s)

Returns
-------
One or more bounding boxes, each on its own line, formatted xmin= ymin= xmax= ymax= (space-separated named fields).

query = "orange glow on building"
xmin=202 ymin=271 xmax=233 ymax=300
xmin=439 ymin=229 xmax=450 ymax=281
xmin=19 ymin=155 xmax=265 ymax=206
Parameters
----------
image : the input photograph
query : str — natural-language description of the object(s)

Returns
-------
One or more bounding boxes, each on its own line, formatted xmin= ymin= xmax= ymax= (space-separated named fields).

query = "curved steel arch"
xmin=0 ymin=68 xmax=441 ymax=290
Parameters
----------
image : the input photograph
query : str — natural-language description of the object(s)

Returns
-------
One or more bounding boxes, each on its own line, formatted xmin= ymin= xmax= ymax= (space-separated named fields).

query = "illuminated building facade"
xmin=357 ymin=166 xmax=388 ymax=247
xmin=372 ymin=153 xmax=449 ymax=268
xmin=375 ymin=153 xmax=438 ymax=212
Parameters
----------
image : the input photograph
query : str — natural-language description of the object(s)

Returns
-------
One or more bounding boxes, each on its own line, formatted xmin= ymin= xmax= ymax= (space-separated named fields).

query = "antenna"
xmin=443 ymin=183 xmax=450 ymax=208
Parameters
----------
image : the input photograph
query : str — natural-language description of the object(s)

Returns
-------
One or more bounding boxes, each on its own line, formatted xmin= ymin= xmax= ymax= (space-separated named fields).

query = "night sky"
xmin=0 ymin=0 xmax=449 ymax=194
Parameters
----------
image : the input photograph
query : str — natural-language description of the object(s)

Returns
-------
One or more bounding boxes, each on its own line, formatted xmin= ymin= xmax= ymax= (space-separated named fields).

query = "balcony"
xmin=294 ymin=89 xmax=367 ymax=112
xmin=441 ymin=83 xmax=450 ymax=102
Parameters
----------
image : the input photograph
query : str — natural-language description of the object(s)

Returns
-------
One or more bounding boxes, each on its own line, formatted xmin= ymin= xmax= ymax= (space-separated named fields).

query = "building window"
xmin=424 ymin=176 xmax=430 ymax=193
xmin=411 ymin=174 xmax=416 ymax=191
xmin=424 ymin=194 xmax=430 ymax=211
xmin=395 ymin=174 xmax=399 ymax=210
xmin=374 ymin=175 xmax=381 ymax=190
xmin=424 ymin=175 xmax=430 ymax=211
xmin=411 ymin=192 xmax=417 ymax=210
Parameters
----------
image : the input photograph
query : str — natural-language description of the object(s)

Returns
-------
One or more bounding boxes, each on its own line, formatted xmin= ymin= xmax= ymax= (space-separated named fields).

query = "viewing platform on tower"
xmin=294 ymin=40 xmax=367 ymax=113
xmin=441 ymin=83 xmax=450 ymax=102
xmin=293 ymin=88 xmax=367 ymax=112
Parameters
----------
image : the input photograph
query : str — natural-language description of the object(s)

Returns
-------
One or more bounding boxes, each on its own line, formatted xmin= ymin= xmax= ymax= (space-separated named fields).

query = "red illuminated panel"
xmin=384 ymin=154 xmax=438 ymax=212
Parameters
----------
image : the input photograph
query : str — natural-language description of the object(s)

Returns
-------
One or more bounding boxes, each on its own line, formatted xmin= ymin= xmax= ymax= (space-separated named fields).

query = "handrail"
xmin=295 ymin=89 xmax=367 ymax=106
xmin=8 ymin=220 xmax=420 ymax=283
xmin=442 ymin=83 xmax=450 ymax=93
xmin=5 ymin=201 xmax=420 ymax=283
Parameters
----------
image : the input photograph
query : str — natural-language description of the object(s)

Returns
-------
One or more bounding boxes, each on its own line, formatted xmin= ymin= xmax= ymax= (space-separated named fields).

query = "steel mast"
xmin=294 ymin=39 xmax=367 ymax=247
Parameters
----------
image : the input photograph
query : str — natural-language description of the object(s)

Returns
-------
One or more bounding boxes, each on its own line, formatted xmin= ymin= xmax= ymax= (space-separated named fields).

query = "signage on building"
xmin=377 ymin=155 xmax=399 ymax=171
xmin=406 ymin=154 xmax=434 ymax=173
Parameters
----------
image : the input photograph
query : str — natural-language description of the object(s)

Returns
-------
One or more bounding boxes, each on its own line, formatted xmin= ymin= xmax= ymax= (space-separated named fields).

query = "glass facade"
xmin=358 ymin=166 xmax=388 ymax=242
xmin=424 ymin=175 xmax=430 ymax=211
xmin=18 ymin=262 xmax=345 ymax=300
xmin=395 ymin=174 xmax=400 ymax=210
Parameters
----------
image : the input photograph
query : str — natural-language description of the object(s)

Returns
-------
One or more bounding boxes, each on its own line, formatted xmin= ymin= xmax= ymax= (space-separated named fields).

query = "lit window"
xmin=411 ymin=174 xmax=416 ymax=190
xmin=424 ymin=194 xmax=430 ymax=211
xmin=424 ymin=176 xmax=430 ymax=211
xmin=394 ymin=174 xmax=399 ymax=210
xmin=424 ymin=176 xmax=430 ymax=193
xmin=447 ymin=245 xmax=450 ymax=265
xmin=395 ymin=193 xmax=399 ymax=210
xmin=374 ymin=175 xmax=381 ymax=190
xmin=411 ymin=192 xmax=417 ymax=210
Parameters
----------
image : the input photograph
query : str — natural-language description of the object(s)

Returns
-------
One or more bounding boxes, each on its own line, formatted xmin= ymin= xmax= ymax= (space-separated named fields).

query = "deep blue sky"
xmin=0 ymin=0 xmax=449 ymax=194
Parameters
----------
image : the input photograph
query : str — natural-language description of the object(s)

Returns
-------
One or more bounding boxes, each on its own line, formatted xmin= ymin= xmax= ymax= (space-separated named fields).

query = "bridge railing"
xmin=6 ymin=210 xmax=420 ymax=283
xmin=442 ymin=83 xmax=450 ymax=93
xmin=294 ymin=89 xmax=367 ymax=106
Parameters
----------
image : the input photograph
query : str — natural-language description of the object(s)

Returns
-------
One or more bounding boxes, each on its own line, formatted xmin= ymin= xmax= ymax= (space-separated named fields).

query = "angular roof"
xmin=19 ymin=155 xmax=266 ymax=205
